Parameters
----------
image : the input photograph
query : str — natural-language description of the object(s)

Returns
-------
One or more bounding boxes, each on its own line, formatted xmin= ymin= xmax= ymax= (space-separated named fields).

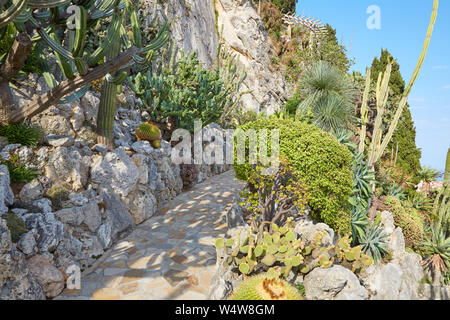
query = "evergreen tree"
xmin=270 ymin=0 xmax=298 ymax=14
xmin=370 ymin=49 xmax=422 ymax=175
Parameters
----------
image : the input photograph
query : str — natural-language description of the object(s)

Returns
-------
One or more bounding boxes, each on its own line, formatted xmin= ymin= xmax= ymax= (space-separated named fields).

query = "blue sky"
xmin=296 ymin=0 xmax=450 ymax=174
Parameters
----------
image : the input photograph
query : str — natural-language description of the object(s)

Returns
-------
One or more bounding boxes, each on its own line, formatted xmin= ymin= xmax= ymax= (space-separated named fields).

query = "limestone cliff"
xmin=144 ymin=0 xmax=292 ymax=115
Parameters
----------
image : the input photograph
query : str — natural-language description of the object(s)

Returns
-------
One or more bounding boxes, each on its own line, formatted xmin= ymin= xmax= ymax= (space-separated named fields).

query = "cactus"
xmin=0 ymin=0 xmax=170 ymax=137
xmin=230 ymin=273 xmax=303 ymax=300
xmin=135 ymin=122 xmax=162 ymax=148
xmin=215 ymin=218 xmax=373 ymax=279
xmin=358 ymin=0 xmax=438 ymax=167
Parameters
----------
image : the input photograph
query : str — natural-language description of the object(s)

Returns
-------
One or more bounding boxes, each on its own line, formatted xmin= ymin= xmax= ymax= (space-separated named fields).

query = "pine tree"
xmin=370 ymin=49 xmax=422 ymax=176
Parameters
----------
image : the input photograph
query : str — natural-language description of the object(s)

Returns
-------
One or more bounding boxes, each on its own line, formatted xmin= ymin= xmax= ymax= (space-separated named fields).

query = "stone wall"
xmin=0 ymin=80 xmax=231 ymax=299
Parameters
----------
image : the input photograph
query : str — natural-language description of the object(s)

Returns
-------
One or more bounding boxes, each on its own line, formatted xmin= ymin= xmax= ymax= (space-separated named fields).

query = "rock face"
xmin=0 ymin=219 xmax=45 ymax=300
xmin=359 ymin=211 xmax=424 ymax=300
xmin=0 ymin=165 xmax=13 ymax=216
xmin=216 ymin=0 xmax=292 ymax=114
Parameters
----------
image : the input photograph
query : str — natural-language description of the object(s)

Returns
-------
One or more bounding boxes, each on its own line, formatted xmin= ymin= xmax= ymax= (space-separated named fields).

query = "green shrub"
xmin=3 ymin=214 xmax=27 ymax=243
xmin=1 ymin=153 xmax=39 ymax=183
xmin=0 ymin=123 xmax=43 ymax=146
xmin=233 ymin=118 xmax=353 ymax=233
xmin=384 ymin=196 xmax=425 ymax=248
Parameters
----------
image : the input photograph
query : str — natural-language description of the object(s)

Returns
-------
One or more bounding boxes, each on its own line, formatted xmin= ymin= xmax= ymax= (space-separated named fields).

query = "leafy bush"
xmin=270 ymin=0 xmax=298 ymax=14
xmin=384 ymin=196 xmax=425 ymax=249
xmin=233 ymin=118 xmax=353 ymax=233
xmin=240 ymin=159 xmax=309 ymax=230
xmin=1 ymin=153 xmax=39 ymax=183
xmin=0 ymin=123 xmax=43 ymax=146
xmin=3 ymin=213 xmax=27 ymax=243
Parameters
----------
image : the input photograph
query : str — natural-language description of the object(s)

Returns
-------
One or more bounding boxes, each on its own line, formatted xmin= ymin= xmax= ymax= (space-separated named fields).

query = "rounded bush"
xmin=383 ymin=196 xmax=424 ymax=249
xmin=233 ymin=118 xmax=353 ymax=233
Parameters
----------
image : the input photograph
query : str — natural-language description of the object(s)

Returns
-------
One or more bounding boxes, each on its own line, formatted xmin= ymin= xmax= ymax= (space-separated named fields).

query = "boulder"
xmin=294 ymin=220 xmax=335 ymax=247
xmin=91 ymin=147 xmax=139 ymax=197
xmin=17 ymin=231 xmax=37 ymax=256
xmin=45 ymin=135 xmax=75 ymax=147
xmin=27 ymin=255 xmax=65 ymax=298
xmin=19 ymin=179 xmax=44 ymax=204
xmin=304 ymin=265 xmax=369 ymax=300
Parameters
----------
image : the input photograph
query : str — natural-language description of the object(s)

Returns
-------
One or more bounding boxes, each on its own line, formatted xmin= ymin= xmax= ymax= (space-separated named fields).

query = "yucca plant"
xmin=359 ymin=223 xmax=389 ymax=263
xmin=409 ymin=193 xmax=433 ymax=213
xmin=417 ymin=166 xmax=442 ymax=183
xmin=295 ymin=61 xmax=356 ymax=133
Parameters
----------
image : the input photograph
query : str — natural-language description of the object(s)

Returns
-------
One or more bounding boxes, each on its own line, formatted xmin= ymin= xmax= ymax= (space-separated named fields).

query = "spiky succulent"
xmin=359 ymin=223 xmax=389 ymax=263
xmin=385 ymin=183 xmax=406 ymax=201
xmin=350 ymin=204 xmax=369 ymax=244
xmin=332 ymin=128 xmax=357 ymax=151
xmin=352 ymin=153 xmax=376 ymax=201
xmin=230 ymin=273 xmax=303 ymax=300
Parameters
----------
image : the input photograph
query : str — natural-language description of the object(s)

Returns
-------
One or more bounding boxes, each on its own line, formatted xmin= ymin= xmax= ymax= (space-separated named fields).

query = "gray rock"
xmin=17 ymin=231 xmax=37 ymax=255
xmin=68 ymin=192 xmax=89 ymax=206
xmin=226 ymin=202 xmax=246 ymax=229
xmin=364 ymin=263 xmax=411 ymax=300
xmin=19 ymin=179 xmax=44 ymax=204
xmin=294 ymin=220 xmax=335 ymax=247
xmin=45 ymin=135 xmax=75 ymax=147
xmin=419 ymin=284 xmax=450 ymax=300
xmin=91 ymin=147 xmax=139 ymax=197
xmin=38 ymin=114 xmax=74 ymax=137
xmin=124 ymin=189 xmax=157 ymax=225
xmin=55 ymin=206 xmax=84 ymax=226
xmin=97 ymin=222 xmax=112 ymax=249
xmin=131 ymin=141 xmax=154 ymax=155
xmin=23 ymin=212 xmax=64 ymax=253
xmin=0 ymin=165 xmax=13 ymax=216
xmin=92 ymin=143 xmax=109 ymax=155
xmin=81 ymin=201 xmax=102 ymax=232
xmin=304 ymin=265 xmax=369 ymax=300
xmin=380 ymin=211 xmax=395 ymax=235
xmin=45 ymin=147 xmax=90 ymax=191
xmin=101 ymin=190 xmax=134 ymax=239
xmin=32 ymin=198 xmax=53 ymax=213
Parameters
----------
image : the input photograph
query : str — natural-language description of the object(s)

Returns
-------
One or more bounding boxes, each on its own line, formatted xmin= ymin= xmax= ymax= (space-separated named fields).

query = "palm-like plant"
xmin=296 ymin=61 xmax=356 ymax=132
xmin=418 ymin=166 xmax=442 ymax=183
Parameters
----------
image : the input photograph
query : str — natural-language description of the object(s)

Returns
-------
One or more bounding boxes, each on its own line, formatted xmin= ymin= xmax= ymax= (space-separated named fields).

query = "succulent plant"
xmin=230 ymin=273 xmax=303 ymax=300
xmin=358 ymin=224 xmax=389 ymax=264
xmin=350 ymin=204 xmax=369 ymax=244
xmin=335 ymin=234 xmax=374 ymax=272
xmin=135 ymin=122 xmax=161 ymax=144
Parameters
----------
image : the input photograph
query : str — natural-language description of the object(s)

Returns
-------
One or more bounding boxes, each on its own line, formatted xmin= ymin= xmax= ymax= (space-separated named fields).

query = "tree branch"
xmin=8 ymin=46 xmax=140 ymax=124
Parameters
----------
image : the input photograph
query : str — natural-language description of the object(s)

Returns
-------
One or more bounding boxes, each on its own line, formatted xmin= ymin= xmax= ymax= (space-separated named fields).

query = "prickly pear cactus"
xmin=230 ymin=273 xmax=303 ymax=300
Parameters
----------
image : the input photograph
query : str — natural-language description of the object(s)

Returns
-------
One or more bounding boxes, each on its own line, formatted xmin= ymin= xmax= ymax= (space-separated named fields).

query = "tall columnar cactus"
xmin=358 ymin=0 xmax=439 ymax=168
xmin=0 ymin=0 xmax=170 ymax=135
xmin=444 ymin=148 xmax=450 ymax=184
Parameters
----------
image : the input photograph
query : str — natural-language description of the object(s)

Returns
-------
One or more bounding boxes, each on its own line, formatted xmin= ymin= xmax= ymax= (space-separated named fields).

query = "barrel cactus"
xmin=135 ymin=122 xmax=161 ymax=148
xmin=230 ymin=273 xmax=303 ymax=300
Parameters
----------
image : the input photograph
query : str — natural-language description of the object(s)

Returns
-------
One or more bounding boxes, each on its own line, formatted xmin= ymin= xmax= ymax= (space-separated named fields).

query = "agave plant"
xmin=385 ymin=183 xmax=407 ymax=201
xmin=332 ymin=128 xmax=357 ymax=151
xmin=295 ymin=61 xmax=356 ymax=133
xmin=352 ymin=153 xmax=376 ymax=201
xmin=359 ymin=223 xmax=389 ymax=263
xmin=351 ymin=204 xmax=369 ymax=244
xmin=409 ymin=193 xmax=433 ymax=213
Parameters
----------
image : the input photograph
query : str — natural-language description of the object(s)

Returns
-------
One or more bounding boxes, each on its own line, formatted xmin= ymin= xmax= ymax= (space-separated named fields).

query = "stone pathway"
xmin=58 ymin=170 xmax=243 ymax=300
